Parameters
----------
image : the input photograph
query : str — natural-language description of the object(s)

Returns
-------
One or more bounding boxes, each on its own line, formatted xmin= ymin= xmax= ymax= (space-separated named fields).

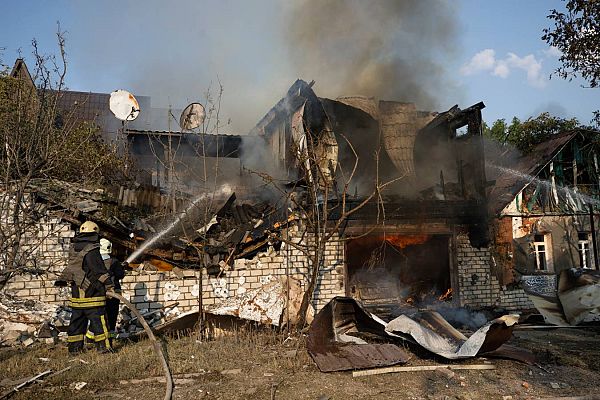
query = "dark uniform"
xmin=104 ymin=256 xmax=125 ymax=340
xmin=63 ymin=233 xmax=114 ymax=353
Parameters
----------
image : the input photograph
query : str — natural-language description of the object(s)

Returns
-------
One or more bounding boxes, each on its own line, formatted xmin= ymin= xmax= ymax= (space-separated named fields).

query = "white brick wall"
xmin=2 ymin=223 xmax=346 ymax=315
xmin=456 ymin=233 xmax=534 ymax=310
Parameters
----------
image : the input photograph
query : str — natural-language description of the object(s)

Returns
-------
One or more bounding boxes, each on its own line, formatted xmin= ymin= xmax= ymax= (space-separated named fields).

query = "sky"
xmin=0 ymin=0 xmax=597 ymax=133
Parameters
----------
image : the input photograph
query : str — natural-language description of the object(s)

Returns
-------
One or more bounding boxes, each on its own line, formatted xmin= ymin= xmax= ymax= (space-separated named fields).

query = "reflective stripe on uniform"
xmin=67 ymin=334 xmax=85 ymax=343
xmin=98 ymin=273 xmax=110 ymax=283
xmin=100 ymin=315 xmax=111 ymax=349
xmin=70 ymin=300 xmax=106 ymax=308
xmin=70 ymin=296 xmax=106 ymax=308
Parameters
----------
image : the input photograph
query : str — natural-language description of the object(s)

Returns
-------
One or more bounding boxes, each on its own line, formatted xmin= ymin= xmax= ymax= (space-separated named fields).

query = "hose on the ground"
xmin=106 ymin=291 xmax=173 ymax=400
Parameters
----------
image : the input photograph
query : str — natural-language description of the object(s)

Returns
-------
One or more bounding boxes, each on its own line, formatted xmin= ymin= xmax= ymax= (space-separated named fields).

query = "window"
xmin=578 ymin=232 xmax=593 ymax=269
xmin=533 ymin=234 xmax=552 ymax=271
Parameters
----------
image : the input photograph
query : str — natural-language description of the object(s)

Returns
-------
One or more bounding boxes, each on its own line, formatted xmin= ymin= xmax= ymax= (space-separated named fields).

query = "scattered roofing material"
xmin=307 ymin=297 xmax=533 ymax=372
xmin=524 ymin=268 xmax=600 ymax=326
xmin=385 ymin=310 xmax=519 ymax=359
xmin=206 ymin=276 xmax=309 ymax=327
xmin=307 ymin=297 xmax=411 ymax=372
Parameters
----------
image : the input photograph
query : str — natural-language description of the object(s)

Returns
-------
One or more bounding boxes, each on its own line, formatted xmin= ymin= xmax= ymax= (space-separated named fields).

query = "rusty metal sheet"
xmin=307 ymin=297 xmax=410 ymax=372
xmin=480 ymin=344 xmax=536 ymax=365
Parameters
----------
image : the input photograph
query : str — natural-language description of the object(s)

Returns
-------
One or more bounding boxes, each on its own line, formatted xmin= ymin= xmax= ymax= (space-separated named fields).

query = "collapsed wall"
xmin=2 ymin=216 xmax=533 ymax=321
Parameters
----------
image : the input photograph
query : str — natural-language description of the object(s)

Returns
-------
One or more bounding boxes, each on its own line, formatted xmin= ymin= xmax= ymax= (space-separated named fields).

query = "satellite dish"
xmin=179 ymin=102 xmax=206 ymax=130
xmin=109 ymin=89 xmax=140 ymax=121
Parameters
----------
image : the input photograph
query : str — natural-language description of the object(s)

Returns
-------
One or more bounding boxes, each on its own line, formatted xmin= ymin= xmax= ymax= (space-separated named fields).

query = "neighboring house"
xmin=487 ymin=129 xmax=600 ymax=306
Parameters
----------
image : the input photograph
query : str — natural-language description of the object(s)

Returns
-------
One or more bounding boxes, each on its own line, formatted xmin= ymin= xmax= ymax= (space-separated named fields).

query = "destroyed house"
xmin=3 ymin=74 xmax=529 ymax=334
xmin=487 ymin=129 xmax=600 ymax=305
xmin=248 ymin=79 xmax=493 ymax=314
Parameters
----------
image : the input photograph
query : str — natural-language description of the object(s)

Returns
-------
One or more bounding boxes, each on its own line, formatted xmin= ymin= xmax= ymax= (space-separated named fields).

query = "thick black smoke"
xmin=285 ymin=0 xmax=461 ymax=108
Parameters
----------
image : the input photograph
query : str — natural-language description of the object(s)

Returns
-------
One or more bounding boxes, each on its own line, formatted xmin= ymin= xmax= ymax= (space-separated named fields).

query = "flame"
xmin=438 ymin=288 xmax=453 ymax=301
xmin=384 ymin=234 xmax=431 ymax=249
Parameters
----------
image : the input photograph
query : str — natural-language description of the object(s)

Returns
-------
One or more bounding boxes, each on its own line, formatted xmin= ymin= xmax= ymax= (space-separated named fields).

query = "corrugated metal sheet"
xmin=307 ymin=297 xmax=410 ymax=372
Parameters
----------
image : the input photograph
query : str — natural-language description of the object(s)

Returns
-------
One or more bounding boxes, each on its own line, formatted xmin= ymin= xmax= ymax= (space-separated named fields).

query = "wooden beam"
xmin=352 ymin=364 xmax=495 ymax=377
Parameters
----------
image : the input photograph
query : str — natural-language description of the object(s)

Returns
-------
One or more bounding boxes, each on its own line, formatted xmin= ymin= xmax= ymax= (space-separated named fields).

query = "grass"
xmin=2 ymin=326 xmax=600 ymax=399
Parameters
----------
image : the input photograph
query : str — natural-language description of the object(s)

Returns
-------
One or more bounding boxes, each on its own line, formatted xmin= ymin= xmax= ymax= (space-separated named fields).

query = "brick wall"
xmin=456 ymin=233 xmax=534 ymax=310
xmin=2 ymin=224 xmax=346 ymax=316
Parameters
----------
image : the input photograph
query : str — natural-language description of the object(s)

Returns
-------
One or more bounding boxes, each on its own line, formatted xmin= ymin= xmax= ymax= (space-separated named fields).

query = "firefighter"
xmin=99 ymin=238 xmax=126 ymax=345
xmin=56 ymin=221 xmax=114 ymax=354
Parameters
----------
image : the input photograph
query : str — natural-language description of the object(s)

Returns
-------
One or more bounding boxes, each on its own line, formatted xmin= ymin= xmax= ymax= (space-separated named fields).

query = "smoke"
xmin=285 ymin=0 xmax=461 ymax=108
xmin=63 ymin=0 xmax=461 ymax=135
xmin=432 ymin=304 xmax=489 ymax=330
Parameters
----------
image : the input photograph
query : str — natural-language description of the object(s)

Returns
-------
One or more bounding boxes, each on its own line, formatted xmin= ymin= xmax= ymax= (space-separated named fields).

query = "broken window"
xmin=578 ymin=232 xmax=593 ymax=269
xmin=533 ymin=234 xmax=552 ymax=271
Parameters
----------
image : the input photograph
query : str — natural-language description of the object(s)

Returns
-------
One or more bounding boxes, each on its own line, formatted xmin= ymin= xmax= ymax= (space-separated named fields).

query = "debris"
xmin=550 ymin=382 xmax=561 ymax=389
xmin=522 ymin=381 xmax=530 ymax=389
xmin=352 ymin=364 xmax=495 ymax=377
xmin=502 ymin=396 xmax=513 ymax=400
xmin=308 ymin=297 xmax=410 ymax=372
xmin=69 ymin=382 xmax=87 ymax=391
xmin=524 ymin=268 xmax=600 ymax=325
xmin=0 ymin=370 xmax=52 ymax=400
xmin=0 ymin=292 xmax=59 ymax=347
xmin=385 ymin=310 xmax=520 ymax=359
xmin=221 ymin=369 xmax=242 ymax=375
xmin=308 ymin=297 xmax=527 ymax=372
xmin=38 ymin=358 xmax=50 ymax=363
xmin=206 ymin=276 xmax=310 ymax=327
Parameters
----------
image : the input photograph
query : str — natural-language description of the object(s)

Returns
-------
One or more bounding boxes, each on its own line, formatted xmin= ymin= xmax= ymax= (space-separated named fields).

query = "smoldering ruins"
xmin=3 ymin=4 xmax=600 ymax=397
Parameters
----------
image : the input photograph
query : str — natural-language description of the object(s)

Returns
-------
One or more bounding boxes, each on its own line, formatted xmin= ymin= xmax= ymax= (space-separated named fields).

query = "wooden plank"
xmin=0 ymin=370 xmax=52 ymax=399
xmin=352 ymin=364 xmax=495 ymax=377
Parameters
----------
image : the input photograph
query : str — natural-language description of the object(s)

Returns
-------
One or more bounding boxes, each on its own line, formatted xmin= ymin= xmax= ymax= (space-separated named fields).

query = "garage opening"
xmin=346 ymin=234 xmax=452 ymax=312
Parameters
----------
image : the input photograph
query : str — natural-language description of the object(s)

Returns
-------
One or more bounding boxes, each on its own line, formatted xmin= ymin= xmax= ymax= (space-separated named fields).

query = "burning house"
xmin=246 ymin=79 xmax=491 ymax=313
xmin=2 ymin=59 xmax=511 ymax=341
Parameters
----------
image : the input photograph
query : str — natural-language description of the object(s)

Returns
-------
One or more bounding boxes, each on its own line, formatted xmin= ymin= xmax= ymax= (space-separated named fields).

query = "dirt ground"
xmin=1 ymin=326 xmax=599 ymax=400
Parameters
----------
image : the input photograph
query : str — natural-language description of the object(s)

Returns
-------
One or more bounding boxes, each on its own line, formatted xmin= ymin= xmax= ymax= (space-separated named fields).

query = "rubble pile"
xmin=116 ymin=302 xmax=180 ymax=338
xmin=0 ymin=291 xmax=59 ymax=346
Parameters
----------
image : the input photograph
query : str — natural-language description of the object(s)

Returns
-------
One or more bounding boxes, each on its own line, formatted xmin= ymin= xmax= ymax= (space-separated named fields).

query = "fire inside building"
xmin=3 ymin=58 xmax=599 ymax=345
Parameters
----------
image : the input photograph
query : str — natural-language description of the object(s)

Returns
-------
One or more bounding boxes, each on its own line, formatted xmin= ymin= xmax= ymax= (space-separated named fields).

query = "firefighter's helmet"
xmin=79 ymin=221 xmax=99 ymax=234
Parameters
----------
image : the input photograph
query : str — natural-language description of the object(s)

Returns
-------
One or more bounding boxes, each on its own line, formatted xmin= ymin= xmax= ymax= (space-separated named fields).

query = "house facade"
xmin=487 ymin=130 xmax=600 ymax=308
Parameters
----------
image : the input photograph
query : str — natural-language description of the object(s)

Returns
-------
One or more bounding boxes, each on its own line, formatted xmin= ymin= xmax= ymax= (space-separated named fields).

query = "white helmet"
xmin=100 ymin=238 xmax=112 ymax=255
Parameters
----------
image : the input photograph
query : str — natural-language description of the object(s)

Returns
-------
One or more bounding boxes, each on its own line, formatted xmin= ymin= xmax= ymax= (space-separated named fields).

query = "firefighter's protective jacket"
xmin=67 ymin=233 xmax=114 ymax=309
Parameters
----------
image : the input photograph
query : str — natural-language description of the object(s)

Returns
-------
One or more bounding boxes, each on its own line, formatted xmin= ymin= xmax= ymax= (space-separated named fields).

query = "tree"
xmin=483 ymin=112 xmax=580 ymax=153
xmin=0 ymin=31 xmax=130 ymax=286
xmin=542 ymin=0 xmax=600 ymax=126
xmin=542 ymin=0 xmax=600 ymax=88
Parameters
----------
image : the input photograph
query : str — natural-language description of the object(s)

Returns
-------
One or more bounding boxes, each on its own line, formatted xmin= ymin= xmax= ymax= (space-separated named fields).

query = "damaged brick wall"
xmin=2 ymin=224 xmax=346 ymax=320
xmin=456 ymin=233 xmax=533 ymax=311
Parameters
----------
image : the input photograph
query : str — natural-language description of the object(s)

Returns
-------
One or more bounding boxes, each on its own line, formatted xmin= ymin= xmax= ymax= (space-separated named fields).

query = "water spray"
xmin=126 ymin=184 xmax=232 ymax=264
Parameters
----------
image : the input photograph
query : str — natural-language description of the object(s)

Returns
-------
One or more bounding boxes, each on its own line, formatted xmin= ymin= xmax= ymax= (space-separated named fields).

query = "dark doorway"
xmin=346 ymin=234 xmax=451 ymax=307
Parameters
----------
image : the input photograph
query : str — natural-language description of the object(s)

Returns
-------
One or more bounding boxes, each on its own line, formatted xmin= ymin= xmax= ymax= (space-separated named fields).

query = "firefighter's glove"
xmin=121 ymin=261 xmax=129 ymax=269
xmin=105 ymin=285 xmax=116 ymax=298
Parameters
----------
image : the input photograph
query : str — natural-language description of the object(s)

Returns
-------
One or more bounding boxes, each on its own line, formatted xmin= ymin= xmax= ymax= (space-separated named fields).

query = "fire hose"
xmin=106 ymin=292 xmax=173 ymax=400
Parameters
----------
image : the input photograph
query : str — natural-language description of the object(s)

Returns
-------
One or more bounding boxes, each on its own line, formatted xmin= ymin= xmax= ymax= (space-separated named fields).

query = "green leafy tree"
xmin=542 ymin=0 xmax=600 ymax=126
xmin=484 ymin=112 xmax=580 ymax=153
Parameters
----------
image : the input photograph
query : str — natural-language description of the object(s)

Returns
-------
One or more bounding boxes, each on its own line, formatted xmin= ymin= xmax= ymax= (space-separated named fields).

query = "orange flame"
xmin=384 ymin=234 xmax=431 ymax=249
xmin=438 ymin=288 xmax=453 ymax=301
